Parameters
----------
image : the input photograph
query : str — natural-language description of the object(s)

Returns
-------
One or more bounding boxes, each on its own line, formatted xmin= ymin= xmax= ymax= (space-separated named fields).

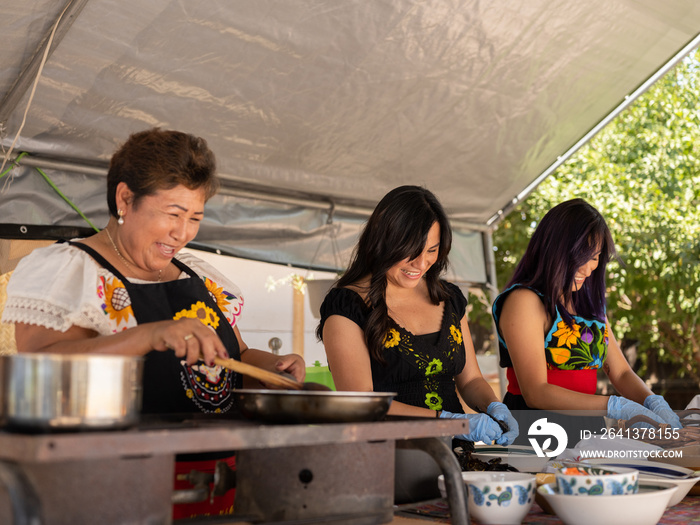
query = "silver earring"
xmin=117 ymin=209 xmax=124 ymax=225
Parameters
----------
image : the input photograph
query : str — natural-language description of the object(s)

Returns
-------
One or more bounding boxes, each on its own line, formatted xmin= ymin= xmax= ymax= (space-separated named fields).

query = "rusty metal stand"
xmin=396 ymin=438 xmax=469 ymax=525
xmin=0 ymin=461 xmax=43 ymax=525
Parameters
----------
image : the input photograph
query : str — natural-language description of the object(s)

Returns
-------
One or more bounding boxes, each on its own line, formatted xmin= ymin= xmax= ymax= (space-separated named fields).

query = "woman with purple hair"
xmin=492 ymin=198 xmax=681 ymax=431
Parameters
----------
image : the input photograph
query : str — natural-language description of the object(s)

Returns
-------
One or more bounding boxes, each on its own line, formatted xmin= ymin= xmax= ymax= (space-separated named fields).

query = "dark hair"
xmin=318 ymin=185 xmax=452 ymax=362
xmin=506 ymin=198 xmax=616 ymax=323
xmin=106 ymin=128 xmax=219 ymax=217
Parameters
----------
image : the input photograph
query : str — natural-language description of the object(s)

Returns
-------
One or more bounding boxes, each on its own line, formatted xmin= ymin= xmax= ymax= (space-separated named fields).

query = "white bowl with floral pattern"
xmin=538 ymin=481 xmax=677 ymax=525
xmin=438 ymin=471 xmax=536 ymax=525
xmin=555 ymin=465 xmax=638 ymax=496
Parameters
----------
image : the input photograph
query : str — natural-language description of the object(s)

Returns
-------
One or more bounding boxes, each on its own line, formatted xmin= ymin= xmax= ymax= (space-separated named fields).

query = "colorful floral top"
xmin=3 ymin=242 xmax=244 ymax=337
xmin=318 ymin=281 xmax=468 ymax=413
xmin=493 ymin=284 xmax=608 ymax=372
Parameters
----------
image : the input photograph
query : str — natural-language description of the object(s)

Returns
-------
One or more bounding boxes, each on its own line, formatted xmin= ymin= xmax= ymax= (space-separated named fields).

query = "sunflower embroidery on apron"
xmin=69 ymin=241 xmax=242 ymax=415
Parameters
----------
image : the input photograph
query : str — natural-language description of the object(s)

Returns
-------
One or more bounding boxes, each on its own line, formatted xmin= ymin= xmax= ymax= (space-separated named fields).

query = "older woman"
xmin=2 ymin=127 xmax=305 ymax=517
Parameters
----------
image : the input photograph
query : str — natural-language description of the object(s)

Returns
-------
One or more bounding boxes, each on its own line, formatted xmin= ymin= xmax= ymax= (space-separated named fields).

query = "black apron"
xmin=69 ymin=241 xmax=242 ymax=416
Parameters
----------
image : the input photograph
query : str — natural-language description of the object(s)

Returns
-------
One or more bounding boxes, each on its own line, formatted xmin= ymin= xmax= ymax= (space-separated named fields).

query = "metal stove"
xmin=0 ymin=416 xmax=470 ymax=525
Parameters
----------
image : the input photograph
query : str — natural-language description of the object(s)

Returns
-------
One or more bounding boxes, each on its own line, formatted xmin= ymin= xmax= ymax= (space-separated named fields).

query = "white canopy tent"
xmin=2 ymin=0 xmax=700 ymax=288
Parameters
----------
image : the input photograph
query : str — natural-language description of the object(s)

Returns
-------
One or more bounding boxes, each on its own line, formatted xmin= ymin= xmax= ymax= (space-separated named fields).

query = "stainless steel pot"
xmin=1 ymin=353 xmax=143 ymax=431
xmin=234 ymin=388 xmax=395 ymax=424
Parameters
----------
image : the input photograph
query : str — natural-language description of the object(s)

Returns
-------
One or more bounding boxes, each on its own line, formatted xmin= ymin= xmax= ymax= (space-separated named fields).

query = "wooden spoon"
xmin=213 ymin=357 xmax=331 ymax=391
xmin=213 ymin=356 xmax=302 ymax=389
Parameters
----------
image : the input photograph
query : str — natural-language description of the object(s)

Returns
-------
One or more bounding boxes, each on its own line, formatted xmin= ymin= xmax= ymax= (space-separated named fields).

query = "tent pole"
xmin=9 ymin=152 xmax=490 ymax=232
xmin=482 ymin=229 xmax=505 ymax=400
xmin=292 ymin=286 xmax=305 ymax=359
xmin=485 ymin=31 xmax=700 ymax=229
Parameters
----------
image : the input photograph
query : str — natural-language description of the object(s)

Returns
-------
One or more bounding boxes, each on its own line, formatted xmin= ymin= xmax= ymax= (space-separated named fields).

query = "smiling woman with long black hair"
xmin=317 ymin=185 xmax=519 ymax=446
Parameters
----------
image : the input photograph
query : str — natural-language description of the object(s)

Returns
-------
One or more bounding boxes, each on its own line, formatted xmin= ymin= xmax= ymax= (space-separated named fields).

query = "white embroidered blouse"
xmin=2 ymin=242 xmax=244 ymax=335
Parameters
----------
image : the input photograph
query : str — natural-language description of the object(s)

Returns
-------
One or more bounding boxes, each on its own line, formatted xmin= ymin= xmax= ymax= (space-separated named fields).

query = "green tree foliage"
xmin=490 ymin=49 xmax=700 ymax=383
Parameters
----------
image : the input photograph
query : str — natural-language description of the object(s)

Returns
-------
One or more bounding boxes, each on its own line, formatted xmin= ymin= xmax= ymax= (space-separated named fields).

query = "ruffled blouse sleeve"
xmin=2 ymin=241 xmax=117 ymax=334
xmin=317 ymin=287 xmax=369 ymax=340
xmin=2 ymin=245 xmax=246 ymax=337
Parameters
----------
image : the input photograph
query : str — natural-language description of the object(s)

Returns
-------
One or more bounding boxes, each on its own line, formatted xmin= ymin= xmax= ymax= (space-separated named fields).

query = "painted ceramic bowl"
xmin=585 ymin=458 xmax=700 ymax=506
xmin=537 ymin=481 xmax=678 ymax=525
xmin=438 ymin=471 xmax=536 ymax=525
xmin=555 ymin=465 xmax=639 ymax=496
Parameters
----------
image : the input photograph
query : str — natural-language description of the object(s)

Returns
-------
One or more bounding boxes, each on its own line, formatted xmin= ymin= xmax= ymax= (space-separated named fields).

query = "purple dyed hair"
xmin=505 ymin=198 xmax=617 ymax=323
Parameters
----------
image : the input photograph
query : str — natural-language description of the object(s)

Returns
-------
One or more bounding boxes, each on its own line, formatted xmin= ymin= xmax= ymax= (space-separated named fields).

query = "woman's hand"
xmin=15 ymin=318 xmax=229 ymax=364
xmin=236 ymin=331 xmax=307 ymax=388
xmin=607 ymin=395 xmax=667 ymax=428
xmin=644 ymin=395 xmax=682 ymax=429
xmin=273 ymin=353 xmax=306 ymax=383
xmin=150 ymin=318 xmax=228 ymax=366
xmin=487 ymin=402 xmax=520 ymax=445
xmin=439 ymin=411 xmax=504 ymax=444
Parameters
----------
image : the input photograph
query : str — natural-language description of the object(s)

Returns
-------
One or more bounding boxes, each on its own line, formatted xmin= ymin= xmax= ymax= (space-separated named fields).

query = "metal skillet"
xmin=233 ymin=389 xmax=396 ymax=424
xmin=213 ymin=356 xmax=396 ymax=423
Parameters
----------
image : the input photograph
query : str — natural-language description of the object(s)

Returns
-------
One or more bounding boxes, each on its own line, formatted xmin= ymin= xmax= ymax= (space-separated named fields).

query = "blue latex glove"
xmin=607 ymin=395 xmax=667 ymax=428
xmin=439 ymin=410 xmax=503 ymax=444
xmin=487 ymin=401 xmax=520 ymax=446
xmin=644 ymin=395 xmax=682 ymax=429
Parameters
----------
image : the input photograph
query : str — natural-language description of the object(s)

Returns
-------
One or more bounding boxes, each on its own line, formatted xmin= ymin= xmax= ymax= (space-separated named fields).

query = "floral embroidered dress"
xmin=2 ymin=241 xmax=245 ymax=415
xmin=492 ymin=284 xmax=608 ymax=409
xmin=318 ymin=281 xmax=468 ymax=413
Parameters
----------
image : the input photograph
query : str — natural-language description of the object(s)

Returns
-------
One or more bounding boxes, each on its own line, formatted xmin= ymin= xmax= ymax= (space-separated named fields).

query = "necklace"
xmin=105 ymin=228 xmax=162 ymax=282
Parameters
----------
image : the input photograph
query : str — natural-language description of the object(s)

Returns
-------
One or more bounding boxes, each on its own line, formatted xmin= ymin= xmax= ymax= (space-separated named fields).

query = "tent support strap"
xmin=0 ymin=0 xmax=90 ymax=126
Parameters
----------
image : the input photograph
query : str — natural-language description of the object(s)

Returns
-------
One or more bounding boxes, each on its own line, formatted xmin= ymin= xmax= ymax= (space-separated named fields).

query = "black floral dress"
xmin=318 ymin=281 xmax=468 ymax=413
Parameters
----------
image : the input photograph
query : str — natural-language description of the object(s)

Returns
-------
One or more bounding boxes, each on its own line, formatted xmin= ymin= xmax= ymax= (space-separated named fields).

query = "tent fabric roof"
xmin=2 ymin=0 xmax=700 ymax=283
